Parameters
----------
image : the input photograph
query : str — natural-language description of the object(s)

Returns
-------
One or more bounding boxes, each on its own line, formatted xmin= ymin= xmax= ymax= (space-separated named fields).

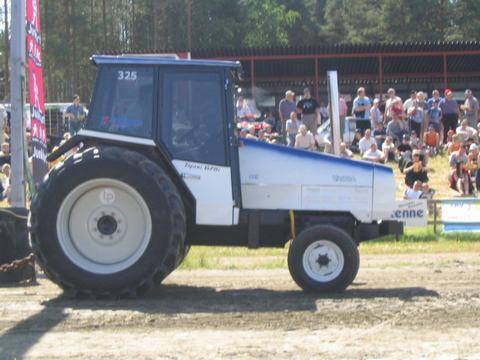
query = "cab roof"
xmin=91 ymin=54 xmax=241 ymax=68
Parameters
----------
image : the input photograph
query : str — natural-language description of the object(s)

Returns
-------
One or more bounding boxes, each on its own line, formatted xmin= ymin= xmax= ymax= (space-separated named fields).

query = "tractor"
xmin=30 ymin=55 xmax=402 ymax=297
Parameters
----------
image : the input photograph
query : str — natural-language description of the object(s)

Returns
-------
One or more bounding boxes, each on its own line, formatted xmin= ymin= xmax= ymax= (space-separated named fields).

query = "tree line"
xmin=0 ymin=0 xmax=479 ymax=102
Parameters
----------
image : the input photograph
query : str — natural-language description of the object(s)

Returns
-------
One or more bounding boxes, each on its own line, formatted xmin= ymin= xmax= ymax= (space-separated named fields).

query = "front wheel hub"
xmin=302 ymin=240 xmax=345 ymax=282
xmin=97 ymin=215 xmax=118 ymax=236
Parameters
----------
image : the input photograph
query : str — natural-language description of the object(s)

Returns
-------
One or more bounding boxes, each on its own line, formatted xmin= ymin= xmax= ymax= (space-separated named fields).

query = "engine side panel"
xmin=239 ymin=139 xmax=376 ymax=223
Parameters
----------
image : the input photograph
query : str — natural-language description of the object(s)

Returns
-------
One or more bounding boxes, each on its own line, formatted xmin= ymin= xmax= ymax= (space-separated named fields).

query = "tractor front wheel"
xmin=288 ymin=225 xmax=359 ymax=293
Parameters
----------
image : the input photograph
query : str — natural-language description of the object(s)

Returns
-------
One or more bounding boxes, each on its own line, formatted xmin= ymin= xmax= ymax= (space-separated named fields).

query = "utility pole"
xmin=187 ymin=0 xmax=192 ymax=51
xmin=9 ymin=0 xmax=26 ymax=208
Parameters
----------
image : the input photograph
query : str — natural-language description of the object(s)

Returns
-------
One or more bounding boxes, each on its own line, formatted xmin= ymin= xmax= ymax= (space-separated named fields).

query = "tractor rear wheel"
xmin=288 ymin=225 xmax=359 ymax=293
xmin=30 ymin=146 xmax=186 ymax=297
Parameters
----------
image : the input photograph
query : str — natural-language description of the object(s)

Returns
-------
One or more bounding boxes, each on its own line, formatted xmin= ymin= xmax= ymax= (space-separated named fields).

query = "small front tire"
xmin=288 ymin=225 xmax=359 ymax=293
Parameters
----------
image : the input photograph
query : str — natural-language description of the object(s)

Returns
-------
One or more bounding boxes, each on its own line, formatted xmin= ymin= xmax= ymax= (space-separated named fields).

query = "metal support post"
xmin=9 ymin=0 xmax=26 ymax=208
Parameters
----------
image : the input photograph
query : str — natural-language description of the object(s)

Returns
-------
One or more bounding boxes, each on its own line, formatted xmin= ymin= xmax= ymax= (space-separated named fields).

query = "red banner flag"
xmin=26 ymin=0 xmax=48 ymax=185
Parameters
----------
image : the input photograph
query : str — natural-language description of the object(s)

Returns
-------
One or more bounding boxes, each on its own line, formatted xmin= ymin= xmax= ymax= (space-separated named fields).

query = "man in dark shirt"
xmin=397 ymin=135 xmax=412 ymax=172
xmin=296 ymin=88 xmax=320 ymax=136
xmin=65 ymin=94 xmax=86 ymax=135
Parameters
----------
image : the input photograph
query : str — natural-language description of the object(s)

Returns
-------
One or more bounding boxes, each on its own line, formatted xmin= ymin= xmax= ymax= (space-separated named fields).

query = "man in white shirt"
xmin=363 ymin=143 xmax=385 ymax=163
xmin=295 ymin=124 xmax=315 ymax=151
xmin=404 ymin=180 xmax=423 ymax=199
xmin=456 ymin=119 xmax=478 ymax=143
xmin=403 ymin=90 xmax=417 ymax=112
xmin=358 ymin=129 xmax=376 ymax=154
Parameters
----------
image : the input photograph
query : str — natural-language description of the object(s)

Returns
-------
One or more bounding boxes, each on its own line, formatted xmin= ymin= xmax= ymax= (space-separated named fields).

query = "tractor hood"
xmin=238 ymin=139 xmax=395 ymax=223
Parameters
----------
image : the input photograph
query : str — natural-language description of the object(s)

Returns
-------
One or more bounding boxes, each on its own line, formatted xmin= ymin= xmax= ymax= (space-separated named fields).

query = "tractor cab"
xmin=83 ymin=55 xmax=242 ymax=226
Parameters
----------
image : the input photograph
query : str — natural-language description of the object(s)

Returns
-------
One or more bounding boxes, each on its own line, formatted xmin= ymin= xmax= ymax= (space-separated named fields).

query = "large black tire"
xmin=30 ymin=146 xmax=186 ymax=297
xmin=288 ymin=225 xmax=359 ymax=293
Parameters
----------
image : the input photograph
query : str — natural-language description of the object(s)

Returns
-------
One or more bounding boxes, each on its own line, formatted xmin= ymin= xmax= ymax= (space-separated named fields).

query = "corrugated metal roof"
xmin=192 ymin=41 xmax=480 ymax=58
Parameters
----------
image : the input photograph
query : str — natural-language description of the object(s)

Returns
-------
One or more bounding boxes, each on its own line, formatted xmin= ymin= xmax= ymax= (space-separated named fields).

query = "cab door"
xmin=159 ymin=68 xmax=236 ymax=225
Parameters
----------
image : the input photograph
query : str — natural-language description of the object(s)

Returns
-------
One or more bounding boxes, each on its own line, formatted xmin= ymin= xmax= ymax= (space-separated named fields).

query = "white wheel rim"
xmin=56 ymin=178 xmax=152 ymax=274
xmin=302 ymin=240 xmax=345 ymax=282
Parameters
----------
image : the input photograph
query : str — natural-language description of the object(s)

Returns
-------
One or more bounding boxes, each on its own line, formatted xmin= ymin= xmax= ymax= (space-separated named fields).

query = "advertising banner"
xmin=26 ymin=0 xmax=48 ymax=185
xmin=442 ymin=199 xmax=480 ymax=232
xmin=390 ymin=200 xmax=428 ymax=227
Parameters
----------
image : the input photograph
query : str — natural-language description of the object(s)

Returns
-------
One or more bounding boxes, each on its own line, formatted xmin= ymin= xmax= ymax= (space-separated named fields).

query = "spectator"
xmin=370 ymin=98 xmax=383 ymax=129
xmin=417 ymin=91 xmax=427 ymax=108
xmin=463 ymin=89 xmax=479 ymax=128
xmin=456 ymin=119 xmax=478 ymax=143
xmin=0 ymin=142 xmax=10 ymax=166
xmin=407 ymin=97 xmax=425 ymax=138
xmin=295 ymin=124 xmax=315 ymax=151
xmin=264 ymin=124 xmax=280 ymax=144
xmin=363 ymin=143 xmax=385 ymax=163
xmin=382 ymin=136 xmax=396 ymax=162
xmin=0 ymin=103 xmax=5 ymax=145
xmin=262 ymin=111 xmax=276 ymax=130
xmin=350 ymin=129 xmax=363 ymax=154
xmin=427 ymin=89 xmax=444 ymax=109
xmin=410 ymin=130 xmax=421 ymax=148
xmin=449 ymin=145 xmax=472 ymax=196
xmin=278 ymin=90 xmax=296 ymax=134
xmin=441 ymin=89 xmax=460 ymax=142
xmin=296 ymin=88 xmax=320 ymax=136
xmin=1 ymin=163 xmax=10 ymax=202
xmin=257 ymin=129 xmax=268 ymax=142
xmin=285 ymin=111 xmax=302 ymax=147
xmin=65 ymin=94 xmax=87 ymax=135
xmin=423 ymin=125 xmax=440 ymax=156
xmin=339 ymin=96 xmax=348 ymax=124
xmin=319 ymin=101 xmax=329 ymax=123
xmin=404 ymin=150 xmax=428 ymax=187
xmin=358 ymin=129 xmax=376 ymax=155
xmin=352 ymin=87 xmax=371 ymax=134
xmin=373 ymin=122 xmax=386 ymax=148
xmin=385 ymin=88 xmax=403 ymax=122
xmin=404 ymin=180 xmax=423 ymax=200
xmin=444 ymin=129 xmax=455 ymax=150
xmin=475 ymin=152 xmax=480 ymax=192
xmin=426 ymin=99 xmax=443 ymax=141
xmin=339 ymin=142 xmax=353 ymax=158
xmin=386 ymin=113 xmax=408 ymax=143
xmin=466 ymin=143 xmax=478 ymax=180
xmin=403 ymin=90 xmax=417 ymax=112
xmin=447 ymin=134 xmax=462 ymax=155
xmin=397 ymin=135 xmax=413 ymax=172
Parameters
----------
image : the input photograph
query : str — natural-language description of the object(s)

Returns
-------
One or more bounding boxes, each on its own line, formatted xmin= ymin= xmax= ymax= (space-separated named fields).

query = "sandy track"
xmin=1 ymin=252 xmax=480 ymax=359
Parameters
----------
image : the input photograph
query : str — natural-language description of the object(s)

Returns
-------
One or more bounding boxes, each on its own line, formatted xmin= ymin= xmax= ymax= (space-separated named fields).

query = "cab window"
xmin=88 ymin=66 xmax=154 ymax=137
xmin=161 ymin=71 xmax=227 ymax=166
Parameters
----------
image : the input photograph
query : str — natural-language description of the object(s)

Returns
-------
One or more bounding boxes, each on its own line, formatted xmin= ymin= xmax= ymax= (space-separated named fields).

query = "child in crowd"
xmin=423 ymin=125 xmax=440 ymax=156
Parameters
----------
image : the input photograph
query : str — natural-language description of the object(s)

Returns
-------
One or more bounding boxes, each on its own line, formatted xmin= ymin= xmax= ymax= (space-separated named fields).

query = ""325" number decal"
xmin=117 ymin=71 xmax=138 ymax=81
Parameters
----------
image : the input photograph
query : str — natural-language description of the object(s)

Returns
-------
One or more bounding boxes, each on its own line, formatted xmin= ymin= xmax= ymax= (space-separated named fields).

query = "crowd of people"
xmin=237 ymin=86 xmax=480 ymax=199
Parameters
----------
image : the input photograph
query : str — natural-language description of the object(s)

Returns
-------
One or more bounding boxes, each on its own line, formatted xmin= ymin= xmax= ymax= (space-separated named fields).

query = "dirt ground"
xmin=1 ymin=251 xmax=480 ymax=360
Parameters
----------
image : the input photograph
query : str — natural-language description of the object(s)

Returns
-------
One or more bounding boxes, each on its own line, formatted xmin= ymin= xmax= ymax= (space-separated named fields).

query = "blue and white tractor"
xmin=30 ymin=55 xmax=402 ymax=297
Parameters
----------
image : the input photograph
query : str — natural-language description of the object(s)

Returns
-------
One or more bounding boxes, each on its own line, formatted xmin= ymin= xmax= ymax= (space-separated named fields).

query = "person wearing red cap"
xmin=441 ymin=89 xmax=460 ymax=142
